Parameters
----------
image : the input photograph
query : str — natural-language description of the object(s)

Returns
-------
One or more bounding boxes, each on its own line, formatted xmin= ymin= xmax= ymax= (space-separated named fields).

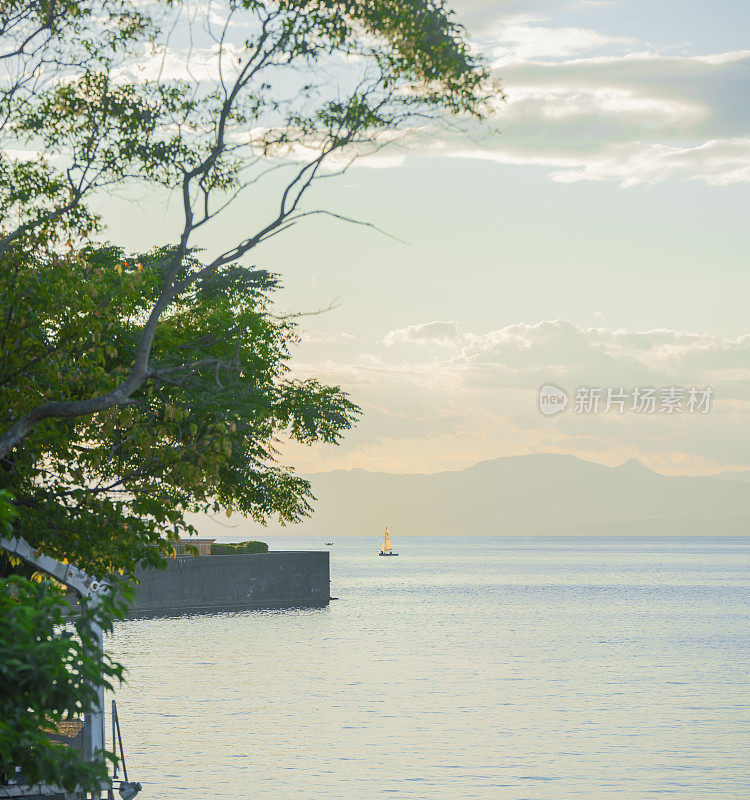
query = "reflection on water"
xmin=110 ymin=537 xmax=750 ymax=800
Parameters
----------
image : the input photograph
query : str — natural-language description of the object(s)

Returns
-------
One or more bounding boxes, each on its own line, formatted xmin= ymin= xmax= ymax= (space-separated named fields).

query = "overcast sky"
xmin=102 ymin=0 xmax=750 ymax=476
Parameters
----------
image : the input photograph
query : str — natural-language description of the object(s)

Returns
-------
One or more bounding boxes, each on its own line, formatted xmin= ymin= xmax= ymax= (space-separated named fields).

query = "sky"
xmin=100 ymin=0 xmax=750 ymax=477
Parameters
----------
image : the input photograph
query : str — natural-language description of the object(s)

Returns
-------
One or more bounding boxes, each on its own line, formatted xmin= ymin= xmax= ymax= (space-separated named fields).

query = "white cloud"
xmin=307 ymin=321 xmax=750 ymax=397
xmin=291 ymin=320 xmax=750 ymax=475
xmin=450 ymin=137 xmax=750 ymax=187
xmin=384 ymin=320 xmax=460 ymax=346
xmin=299 ymin=330 xmax=356 ymax=344
xmin=466 ymin=40 xmax=750 ymax=185
xmin=502 ymin=85 xmax=707 ymax=127
xmin=461 ymin=318 xmax=747 ymax=370
xmin=519 ymin=49 xmax=750 ymax=70
xmin=485 ymin=17 xmax=632 ymax=65
xmin=434 ymin=14 xmax=750 ymax=187
xmin=547 ymin=138 xmax=750 ymax=186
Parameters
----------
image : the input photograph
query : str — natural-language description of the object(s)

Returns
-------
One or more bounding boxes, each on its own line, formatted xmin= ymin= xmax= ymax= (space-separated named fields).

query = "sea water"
xmin=110 ymin=537 xmax=750 ymax=799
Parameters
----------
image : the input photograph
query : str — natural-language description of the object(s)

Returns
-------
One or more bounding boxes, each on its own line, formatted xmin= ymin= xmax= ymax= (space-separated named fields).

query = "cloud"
xmin=448 ymin=137 xmax=750 ymax=187
xmin=384 ymin=320 xmax=460 ymax=346
xmin=454 ymin=320 xmax=750 ymax=395
xmin=486 ymin=17 xmax=633 ymax=66
xmin=501 ymin=85 xmax=707 ymax=128
xmin=299 ymin=330 xmax=356 ymax=344
xmin=318 ymin=13 xmax=748 ymax=188
xmin=514 ymin=49 xmax=750 ymax=70
xmin=446 ymin=33 xmax=750 ymax=185
xmin=289 ymin=320 xmax=750 ymax=474
xmin=546 ymin=138 xmax=750 ymax=186
xmin=301 ymin=40 xmax=749 ymax=186
xmin=304 ymin=321 xmax=750 ymax=399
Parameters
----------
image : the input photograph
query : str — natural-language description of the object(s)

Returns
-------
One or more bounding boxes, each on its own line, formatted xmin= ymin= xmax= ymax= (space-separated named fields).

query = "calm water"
xmin=110 ymin=537 xmax=750 ymax=800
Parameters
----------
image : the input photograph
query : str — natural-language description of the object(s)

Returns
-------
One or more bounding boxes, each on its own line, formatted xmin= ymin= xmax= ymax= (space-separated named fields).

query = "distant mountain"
xmin=215 ymin=453 xmax=750 ymax=539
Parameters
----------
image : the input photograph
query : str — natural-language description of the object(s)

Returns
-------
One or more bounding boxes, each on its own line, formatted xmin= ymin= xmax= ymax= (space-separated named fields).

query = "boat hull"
xmin=378 ymin=552 xmax=399 ymax=556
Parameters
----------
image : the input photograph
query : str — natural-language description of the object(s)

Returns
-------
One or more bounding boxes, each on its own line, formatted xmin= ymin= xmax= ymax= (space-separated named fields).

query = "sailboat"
xmin=378 ymin=526 xmax=398 ymax=557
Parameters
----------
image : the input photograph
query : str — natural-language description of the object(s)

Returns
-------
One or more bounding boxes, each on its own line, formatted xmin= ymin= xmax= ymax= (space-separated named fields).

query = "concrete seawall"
xmin=130 ymin=551 xmax=330 ymax=616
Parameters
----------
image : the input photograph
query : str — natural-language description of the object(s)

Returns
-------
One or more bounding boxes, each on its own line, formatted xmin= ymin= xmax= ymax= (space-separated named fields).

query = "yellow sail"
xmin=381 ymin=527 xmax=392 ymax=553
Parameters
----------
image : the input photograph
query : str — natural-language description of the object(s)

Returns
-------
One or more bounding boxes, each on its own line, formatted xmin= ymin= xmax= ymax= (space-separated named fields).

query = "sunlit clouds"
xmin=289 ymin=321 xmax=750 ymax=475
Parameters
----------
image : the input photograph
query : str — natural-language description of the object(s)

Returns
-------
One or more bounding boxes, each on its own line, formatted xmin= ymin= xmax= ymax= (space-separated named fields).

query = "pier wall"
xmin=130 ymin=551 xmax=330 ymax=616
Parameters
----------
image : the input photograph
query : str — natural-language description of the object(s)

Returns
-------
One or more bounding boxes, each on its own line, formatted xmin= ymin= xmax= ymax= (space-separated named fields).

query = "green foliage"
xmin=0 ymin=0 xmax=157 ymax=248
xmin=0 ymin=243 xmax=359 ymax=576
xmin=0 ymin=490 xmax=16 ymax=532
xmin=210 ymin=540 xmax=269 ymax=555
xmin=0 ymin=574 xmax=123 ymax=792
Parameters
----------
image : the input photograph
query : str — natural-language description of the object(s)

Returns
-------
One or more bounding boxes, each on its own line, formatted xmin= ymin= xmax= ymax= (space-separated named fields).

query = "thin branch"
xmin=288 ymin=209 xmax=408 ymax=243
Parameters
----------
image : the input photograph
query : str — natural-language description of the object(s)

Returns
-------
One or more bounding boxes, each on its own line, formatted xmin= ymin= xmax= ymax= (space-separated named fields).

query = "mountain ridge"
xmin=212 ymin=453 xmax=750 ymax=539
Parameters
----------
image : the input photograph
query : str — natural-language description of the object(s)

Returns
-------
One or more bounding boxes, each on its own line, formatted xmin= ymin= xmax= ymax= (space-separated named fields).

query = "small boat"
xmin=378 ymin=526 xmax=398 ymax=557
xmin=325 ymin=542 xmax=334 ymax=546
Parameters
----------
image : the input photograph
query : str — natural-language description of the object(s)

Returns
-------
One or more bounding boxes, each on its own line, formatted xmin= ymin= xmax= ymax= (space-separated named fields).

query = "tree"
xmin=0 ymin=575 xmax=123 ymax=793
xmin=1 ymin=243 xmax=359 ymax=575
xmin=1 ymin=0 xmax=494 ymax=462
xmin=0 ymin=0 xmax=494 ymax=790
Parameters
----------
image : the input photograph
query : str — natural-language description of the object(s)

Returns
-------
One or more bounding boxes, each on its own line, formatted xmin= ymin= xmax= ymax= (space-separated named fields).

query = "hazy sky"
xmin=101 ymin=0 xmax=750 ymax=476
